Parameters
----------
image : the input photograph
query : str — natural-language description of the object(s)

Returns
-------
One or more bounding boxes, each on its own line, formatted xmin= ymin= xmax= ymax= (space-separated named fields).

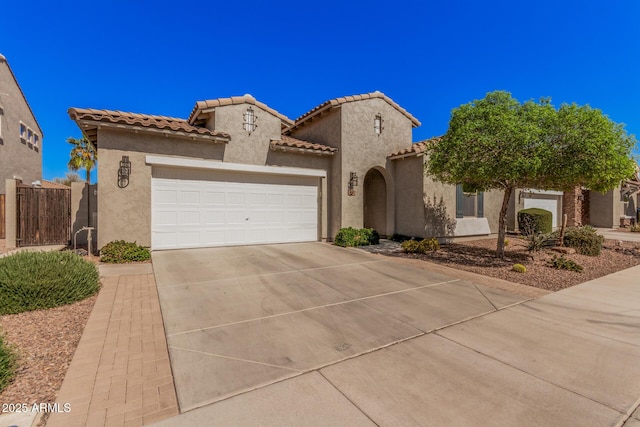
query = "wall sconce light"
xmin=118 ymin=155 xmax=131 ymax=188
xmin=348 ymin=172 xmax=358 ymax=196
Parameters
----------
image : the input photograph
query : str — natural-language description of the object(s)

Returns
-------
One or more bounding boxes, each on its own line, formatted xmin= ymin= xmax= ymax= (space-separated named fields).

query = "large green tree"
xmin=426 ymin=91 xmax=637 ymax=259
xmin=67 ymin=136 xmax=97 ymax=184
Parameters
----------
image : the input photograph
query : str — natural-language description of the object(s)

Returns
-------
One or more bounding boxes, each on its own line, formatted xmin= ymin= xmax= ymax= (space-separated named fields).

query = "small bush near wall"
xmin=0 ymin=251 xmax=100 ymax=315
xmin=0 ymin=333 xmax=16 ymax=392
xmin=334 ymin=228 xmax=380 ymax=247
xmin=100 ymin=241 xmax=151 ymax=263
xmin=401 ymin=238 xmax=440 ymax=254
xmin=518 ymin=208 xmax=553 ymax=235
xmin=561 ymin=226 xmax=604 ymax=256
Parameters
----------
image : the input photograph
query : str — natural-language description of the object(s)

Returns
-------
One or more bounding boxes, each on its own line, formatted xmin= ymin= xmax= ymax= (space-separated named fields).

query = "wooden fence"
xmin=16 ymin=185 xmax=71 ymax=247
xmin=0 ymin=194 xmax=5 ymax=239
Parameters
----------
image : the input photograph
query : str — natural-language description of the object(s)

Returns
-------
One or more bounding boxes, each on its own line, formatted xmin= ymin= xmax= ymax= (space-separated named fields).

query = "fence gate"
xmin=0 ymin=194 xmax=5 ymax=239
xmin=16 ymin=185 xmax=71 ymax=247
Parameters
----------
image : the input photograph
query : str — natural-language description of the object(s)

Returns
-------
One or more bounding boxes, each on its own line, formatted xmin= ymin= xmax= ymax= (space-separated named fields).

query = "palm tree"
xmin=66 ymin=136 xmax=97 ymax=183
xmin=67 ymin=136 xmax=97 ymax=228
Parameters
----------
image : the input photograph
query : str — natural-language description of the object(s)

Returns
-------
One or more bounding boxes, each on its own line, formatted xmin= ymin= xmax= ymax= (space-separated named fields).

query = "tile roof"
xmin=68 ymin=108 xmax=230 ymax=145
xmin=270 ymin=135 xmax=338 ymax=155
xmin=41 ymin=180 xmax=71 ymax=189
xmin=188 ymin=94 xmax=294 ymax=128
xmin=290 ymin=91 xmax=421 ymax=131
xmin=388 ymin=136 xmax=443 ymax=158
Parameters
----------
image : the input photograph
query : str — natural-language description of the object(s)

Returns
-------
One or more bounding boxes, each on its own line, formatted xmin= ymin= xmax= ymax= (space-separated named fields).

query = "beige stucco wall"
xmin=338 ymin=99 xmax=412 ymax=237
xmin=290 ymin=109 xmax=342 ymax=238
xmin=393 ymin=154 xmax=504 ymax=238
xmin=0 ymin=58 xmax=42 ymax=192
xmin=96 ymin=128 xmax=226 ymax=249
xmin=71 ymin=182 xmax=98 ymax=248
xmin=209 ymin=104 xmax=282 ymax=165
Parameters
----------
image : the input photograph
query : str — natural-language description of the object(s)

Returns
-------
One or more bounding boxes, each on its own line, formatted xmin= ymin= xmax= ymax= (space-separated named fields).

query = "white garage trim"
xmin=146 ymin=155 xmax=326 ymax=178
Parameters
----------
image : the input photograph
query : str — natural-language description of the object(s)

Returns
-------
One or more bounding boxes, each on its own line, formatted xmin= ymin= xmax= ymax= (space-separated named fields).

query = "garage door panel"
xmin=152 ymin=167 xmax=319 ymax=250
xmin=524 ymin=197 xmax=559 ymax=228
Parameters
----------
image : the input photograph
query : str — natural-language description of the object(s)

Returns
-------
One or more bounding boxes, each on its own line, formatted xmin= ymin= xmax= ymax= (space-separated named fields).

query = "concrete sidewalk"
xmin=598 ymin=227 xmax=640 ymax=243
xmin=152 ymin=263 xmax=640 ymax=427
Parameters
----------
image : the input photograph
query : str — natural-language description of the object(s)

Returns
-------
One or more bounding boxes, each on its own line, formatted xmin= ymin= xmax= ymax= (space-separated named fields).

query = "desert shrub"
xmin=100 ymin=240 xmax=151 ymax=263
xmin=518 ymin=208 xmax=553 ymax=235
xmin=629 ymin=224 xmax=640 ymax=233
xmin=401 ymin=238 xmax=440 ymax=254
xmin=525 ymin=232 xmax=556 ymax=252
xmin=511 ymin=263 xmax=527 ymax=273
xmin=334 ymin=228 xmax=380 ymax=247
xmin=562 ymin=226 xmax=603 ymax=256
xmin=504 ymin=239 xmax=510 ymax=247
xmin=0 ymin=251 xmax=100 ymax=315
xmin=547 ymin=255 xmax=583 ymax=272
xmin=0 ymin=334 xmax=16 ymax=392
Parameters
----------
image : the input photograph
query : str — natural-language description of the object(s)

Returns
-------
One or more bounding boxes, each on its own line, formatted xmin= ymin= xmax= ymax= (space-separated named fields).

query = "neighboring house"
xmin=0 ymin=53 xmax=43 ymax=191
xmin=68 ymin=92 xmax=638 ymax=251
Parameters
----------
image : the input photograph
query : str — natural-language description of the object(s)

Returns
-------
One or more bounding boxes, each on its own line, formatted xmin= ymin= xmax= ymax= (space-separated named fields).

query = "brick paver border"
xmin=47 ymin=271 xmax=178 ymax=427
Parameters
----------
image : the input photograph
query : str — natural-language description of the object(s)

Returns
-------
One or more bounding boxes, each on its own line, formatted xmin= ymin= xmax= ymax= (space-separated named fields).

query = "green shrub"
xmin=0 ymin=334 xmax=16 ymax=392
xmin=525 ymin=232 xmax=556 ymax=252
xmin=518 ymin=208 xmax=553 ymax=235
xmin=0 ymin=251 xmax=100 ymax=315
xmin=547 ymin=255 xmax=583 ymax=272
xmin=401 ymin=238 xmax=440 ymax=254
xmin=334 ymin=228 xmax=380 ymax=247
xmin=562 ymin=226 xmax=603 ymax=256
xmin=100 ymin=240 xmax=151 ymax=263
xmin=512 ymin=263 xmax=527 ymax=273
xmin=629 ymin=224 xmax=640 ymax=233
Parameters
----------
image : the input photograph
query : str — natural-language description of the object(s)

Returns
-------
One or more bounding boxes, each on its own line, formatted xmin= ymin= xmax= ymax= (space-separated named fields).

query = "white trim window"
xmin=33 ymin=133 xmax=39 ymax=148
xmin=374 ymin=113 xmax=383 ymax=135
xmin=0 ymin=106 xmax=3 ymax=144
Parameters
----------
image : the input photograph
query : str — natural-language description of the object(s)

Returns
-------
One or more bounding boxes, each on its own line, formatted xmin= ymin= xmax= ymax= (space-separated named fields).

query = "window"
xmin=33 ymin=133 xmax=39 ymax=147
xmin=374 ymin=113 xmax=383 ymax=135
xmin=243 ymin=107 xmax=257 ymax=133
xmin=20 ymin=123 xmax=27 ymax=143
xmin=456 ymin=184 xmax=484 ymax=218
xmin=0 ymin=106 xmax=3 ymax=144
xmin=27 ymin=128 xmax=33 ymax=147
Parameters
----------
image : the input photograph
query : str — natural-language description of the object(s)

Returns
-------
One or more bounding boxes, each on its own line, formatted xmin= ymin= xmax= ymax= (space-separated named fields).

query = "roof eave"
xmin=72 ymin=119 xmax=230 ymax=147
xmin=269 ymin=143 xmax=336 ymax=157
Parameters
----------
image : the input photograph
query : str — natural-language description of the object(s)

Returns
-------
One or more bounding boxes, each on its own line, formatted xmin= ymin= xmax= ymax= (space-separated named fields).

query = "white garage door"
xmin=524 ymin=196 xmax=559 ymax=228
xmin=151 ymin=166 xmax=319 ymax=250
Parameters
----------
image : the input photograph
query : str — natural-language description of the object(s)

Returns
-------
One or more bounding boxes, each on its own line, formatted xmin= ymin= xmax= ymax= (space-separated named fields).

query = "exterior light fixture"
xmin=118 ymin=155 xmax=131 ymax=188
xmin=374 ymin=113 xmax=384 ymax=135
xmin=243 ymin=107 xmax=257 ymax=134
xmin=348 ymin=172 xmax=359 ymax=196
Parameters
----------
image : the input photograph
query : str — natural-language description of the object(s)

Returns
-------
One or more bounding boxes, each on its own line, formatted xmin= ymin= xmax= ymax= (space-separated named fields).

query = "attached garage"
xmin=522 ymin=191 xmax=563 ymax=228
xmin=148 ymin=157 xmax=325 ymax=250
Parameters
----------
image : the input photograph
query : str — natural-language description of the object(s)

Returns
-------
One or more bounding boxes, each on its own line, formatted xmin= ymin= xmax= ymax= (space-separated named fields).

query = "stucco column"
xmin=5 ymin=179 xmax=17 ymax=248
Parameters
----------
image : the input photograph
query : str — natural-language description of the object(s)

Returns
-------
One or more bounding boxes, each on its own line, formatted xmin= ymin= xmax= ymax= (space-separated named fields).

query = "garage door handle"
xmin=245 ymin=218 xmax=249 ymax=221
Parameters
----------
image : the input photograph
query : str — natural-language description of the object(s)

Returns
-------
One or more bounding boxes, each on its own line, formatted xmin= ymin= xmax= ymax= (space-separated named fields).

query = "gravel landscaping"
xmin=0 ymin=294 xmax=96 ymax=408
xmin=380 ymin=237 xmax=640 ymax=291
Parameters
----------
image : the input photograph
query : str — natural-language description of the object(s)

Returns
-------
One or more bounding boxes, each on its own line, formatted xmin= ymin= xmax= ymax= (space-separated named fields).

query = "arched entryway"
xmin=364 ymin=168 xmax=388 ymax=236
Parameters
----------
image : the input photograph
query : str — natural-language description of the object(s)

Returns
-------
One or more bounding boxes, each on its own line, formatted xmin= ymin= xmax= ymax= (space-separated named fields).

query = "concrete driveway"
xmin=152 ymin=243 xmax=640 ymax=426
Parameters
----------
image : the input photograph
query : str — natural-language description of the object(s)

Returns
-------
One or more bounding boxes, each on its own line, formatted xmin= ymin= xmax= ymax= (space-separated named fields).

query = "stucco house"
xmin=0 ymin=53 xmax=43 ymax=192
xmin=69 ymin=92 xmax=507 ymax=251
xmin=68 ymin=92 xmax=639 ymax=251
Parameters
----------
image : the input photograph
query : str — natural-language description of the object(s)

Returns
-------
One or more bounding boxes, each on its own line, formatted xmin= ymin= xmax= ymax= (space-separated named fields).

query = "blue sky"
xmin=2 ymin=0 xmax=639 ymax=182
